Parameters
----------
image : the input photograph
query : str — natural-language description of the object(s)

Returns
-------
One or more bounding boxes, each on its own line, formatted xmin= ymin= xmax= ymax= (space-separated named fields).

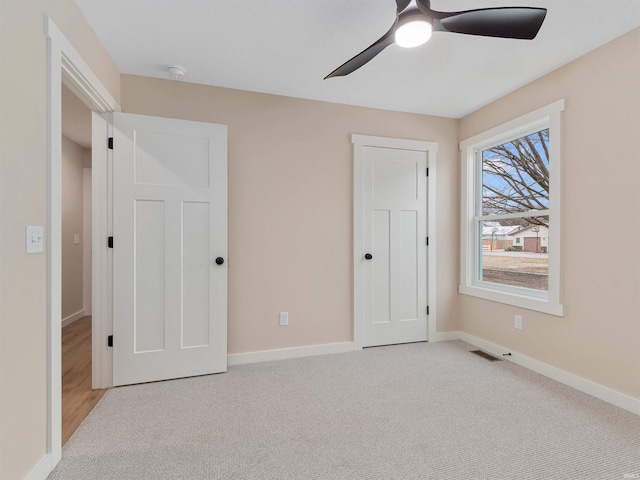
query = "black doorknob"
xmin=215 ymin=257 xmax=224 ymax=265
xmin=364 ymin=253 xmax=373 ymax=260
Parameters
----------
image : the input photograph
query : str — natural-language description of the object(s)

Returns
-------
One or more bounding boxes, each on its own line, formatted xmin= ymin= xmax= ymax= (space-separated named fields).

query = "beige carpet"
xmin=49 ymin=341 xmax=640 ymax=479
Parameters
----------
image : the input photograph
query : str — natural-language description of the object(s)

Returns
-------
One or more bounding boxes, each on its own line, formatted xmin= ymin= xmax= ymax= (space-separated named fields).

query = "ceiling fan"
xmin=324 ymin=0 xmax=547 ymax=79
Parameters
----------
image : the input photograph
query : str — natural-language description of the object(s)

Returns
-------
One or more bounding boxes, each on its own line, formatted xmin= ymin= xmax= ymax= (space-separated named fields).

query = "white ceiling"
xmin=75 ymin=0 xmax=640 ymax=118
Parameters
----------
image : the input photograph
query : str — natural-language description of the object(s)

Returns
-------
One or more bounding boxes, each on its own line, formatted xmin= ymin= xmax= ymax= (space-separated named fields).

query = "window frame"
xmin=459 ymin=100 xmax=564 ymax=316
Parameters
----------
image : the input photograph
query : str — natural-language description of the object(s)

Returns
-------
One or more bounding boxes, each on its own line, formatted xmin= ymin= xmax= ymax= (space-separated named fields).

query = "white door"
xmin=361 ymin=145 xmax=428 ymax=347
xmin=112 ymin=112 xmax=227 ymax=386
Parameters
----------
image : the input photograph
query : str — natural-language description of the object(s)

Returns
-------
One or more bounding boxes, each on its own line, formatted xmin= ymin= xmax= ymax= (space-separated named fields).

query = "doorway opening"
xmin=60 ymin=84 xmax=106 ymax=444
xmin=46 ymin=17 xmax=120 ymax=470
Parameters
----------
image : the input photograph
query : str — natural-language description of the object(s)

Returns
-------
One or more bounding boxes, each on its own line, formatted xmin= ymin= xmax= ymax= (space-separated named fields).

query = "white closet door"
xmin=362 ymin=146 xmax=428 ymax=347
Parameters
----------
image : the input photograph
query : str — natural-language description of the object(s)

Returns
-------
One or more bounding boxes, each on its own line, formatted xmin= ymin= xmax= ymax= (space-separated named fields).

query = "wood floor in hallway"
xmin=62 ymin=316 xmax=107 ymax=445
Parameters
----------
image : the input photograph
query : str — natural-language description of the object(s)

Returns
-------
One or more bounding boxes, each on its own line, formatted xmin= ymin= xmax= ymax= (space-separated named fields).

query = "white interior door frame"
xmin=45 ymin=17 xmax=120 ymax=471
xmin=352 ymin=135 xmax=438 ymax=350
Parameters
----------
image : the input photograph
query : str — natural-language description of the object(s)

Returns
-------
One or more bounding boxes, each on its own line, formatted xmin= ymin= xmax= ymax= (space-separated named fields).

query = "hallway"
xmin=62 ymin=316 xmax=107 ymax=445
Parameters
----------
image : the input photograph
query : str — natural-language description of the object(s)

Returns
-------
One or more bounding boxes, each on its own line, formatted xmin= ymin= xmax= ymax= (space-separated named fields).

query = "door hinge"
xmin=426 ymin=167 xmax=429 ymax=177
xmin=108 ymin=137 xmax=114 ymax=150
xmin=107 ymin=236 xmax=113 ymax=248
xmin=107 ymin=335 xmax=113 ymax=347
xmin=426 ymin=306 xmax=430 ymax=315
xmin=426 ymin=237 xmax=429 ymax=246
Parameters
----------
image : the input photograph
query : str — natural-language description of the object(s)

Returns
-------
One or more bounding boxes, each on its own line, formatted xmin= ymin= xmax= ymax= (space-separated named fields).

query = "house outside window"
xmin=459 ymin=100 xmax=564 ymax=316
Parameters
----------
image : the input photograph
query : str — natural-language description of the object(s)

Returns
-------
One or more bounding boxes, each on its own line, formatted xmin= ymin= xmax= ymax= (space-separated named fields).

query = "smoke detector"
xmin=167 ymin=65 xmax=185 ymax=80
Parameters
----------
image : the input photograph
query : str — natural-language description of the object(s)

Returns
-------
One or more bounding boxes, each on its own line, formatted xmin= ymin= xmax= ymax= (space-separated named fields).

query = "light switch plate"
xmin=74 ymin=234 xmax=80 ymax=245
xmin=26 ymin=226 xmax=44 ymax=254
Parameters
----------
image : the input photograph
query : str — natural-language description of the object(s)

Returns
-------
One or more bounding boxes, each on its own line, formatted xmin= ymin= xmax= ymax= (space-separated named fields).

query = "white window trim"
xmin=459 ymin=99 xmax=564 ymax=316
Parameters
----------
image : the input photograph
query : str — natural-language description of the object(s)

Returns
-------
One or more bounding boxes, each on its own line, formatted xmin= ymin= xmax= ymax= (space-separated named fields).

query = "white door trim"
xmin=45 ymin=16 xmax=120 ymax=470
xmin=352 ymin=134 xmax=438 ymax=350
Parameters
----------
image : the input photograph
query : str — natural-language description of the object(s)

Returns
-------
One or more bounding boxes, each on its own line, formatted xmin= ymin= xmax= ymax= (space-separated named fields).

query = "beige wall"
xmin=0 ymin=1 xmax=119 ymax=477
xmin=121 ymin=75 xmax=460 ymax=355
xmin=458 ymin=28 xmax=640 ymax=399
xmin=61 ymin=136 xmax=87 ymax=320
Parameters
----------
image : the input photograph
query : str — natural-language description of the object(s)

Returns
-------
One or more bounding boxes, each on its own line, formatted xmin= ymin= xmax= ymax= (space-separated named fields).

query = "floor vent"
xmin=470 ymin=350 xmax=502 ymax=362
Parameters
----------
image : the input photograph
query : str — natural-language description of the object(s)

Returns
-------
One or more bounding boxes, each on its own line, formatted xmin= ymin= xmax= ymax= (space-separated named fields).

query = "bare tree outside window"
xmin=479 ymin=129 xmax=550 ymax=291
xmin=482 ymin=129 xmax=549 ymax=226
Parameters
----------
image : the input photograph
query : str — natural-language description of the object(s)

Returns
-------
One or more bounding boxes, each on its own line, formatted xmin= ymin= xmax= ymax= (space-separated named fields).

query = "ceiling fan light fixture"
xmin=324 ymin=1 xmax=547 ymax=79
xmin=395 ymin=20 xmax=433 ymax=48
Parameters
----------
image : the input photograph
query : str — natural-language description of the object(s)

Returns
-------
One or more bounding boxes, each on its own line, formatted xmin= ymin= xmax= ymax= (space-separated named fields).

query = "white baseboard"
xmin=454 ymin=331 xmax=640 ymax=417
xmin=228 ymin=342 xmax=355 ymax=366
xmin=431 ymin=331 xmax=459 ymax=342
xmin=61 ymin=309 xmax=85 ymax=328
xmin=26 ymin=454 xmax=52 ymax=480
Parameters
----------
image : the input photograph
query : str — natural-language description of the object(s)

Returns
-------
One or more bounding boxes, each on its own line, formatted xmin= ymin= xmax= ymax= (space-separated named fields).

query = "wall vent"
xmin=470 ymin=350 xmax=502 ymax=362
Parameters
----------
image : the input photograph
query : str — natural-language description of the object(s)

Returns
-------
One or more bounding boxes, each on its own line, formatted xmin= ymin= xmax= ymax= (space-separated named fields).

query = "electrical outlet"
xmin=279 ymin=312 xmax=288 ymax=326
xmin=514 ymin=315 xmax=523 ymax=330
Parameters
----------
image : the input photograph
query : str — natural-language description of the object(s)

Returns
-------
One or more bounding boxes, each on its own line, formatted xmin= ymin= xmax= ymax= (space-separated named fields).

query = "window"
xmin=459 ymin=100 xmax=564 ymax=316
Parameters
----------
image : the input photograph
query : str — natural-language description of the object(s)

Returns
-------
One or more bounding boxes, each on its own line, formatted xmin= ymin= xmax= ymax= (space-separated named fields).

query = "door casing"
xmin=45 ymin=17 xmax=120 ymax=471
xmin=352 ymin=135 xmax=438 ymax=350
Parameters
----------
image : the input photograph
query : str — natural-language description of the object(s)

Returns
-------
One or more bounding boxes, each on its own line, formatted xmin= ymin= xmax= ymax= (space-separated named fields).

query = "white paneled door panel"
xmin=362 ymin=146 xmax=427 ymax=347
xmin=113 ymin=112 xmax=227 ymax=386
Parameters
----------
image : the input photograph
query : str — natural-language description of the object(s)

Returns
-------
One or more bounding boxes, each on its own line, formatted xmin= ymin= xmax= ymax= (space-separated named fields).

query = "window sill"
xmin=459 ymin=284 xmax=564 ymax=317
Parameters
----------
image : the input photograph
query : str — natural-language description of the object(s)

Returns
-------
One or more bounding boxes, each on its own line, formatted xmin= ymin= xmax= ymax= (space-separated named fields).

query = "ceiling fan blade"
xmin=436 ymin=7 xmax=547 ymax=40
xmin=324 ymin=26 xmax=396 ymax=79
xmin=396 ymin=0 xmax=411 ymax=13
